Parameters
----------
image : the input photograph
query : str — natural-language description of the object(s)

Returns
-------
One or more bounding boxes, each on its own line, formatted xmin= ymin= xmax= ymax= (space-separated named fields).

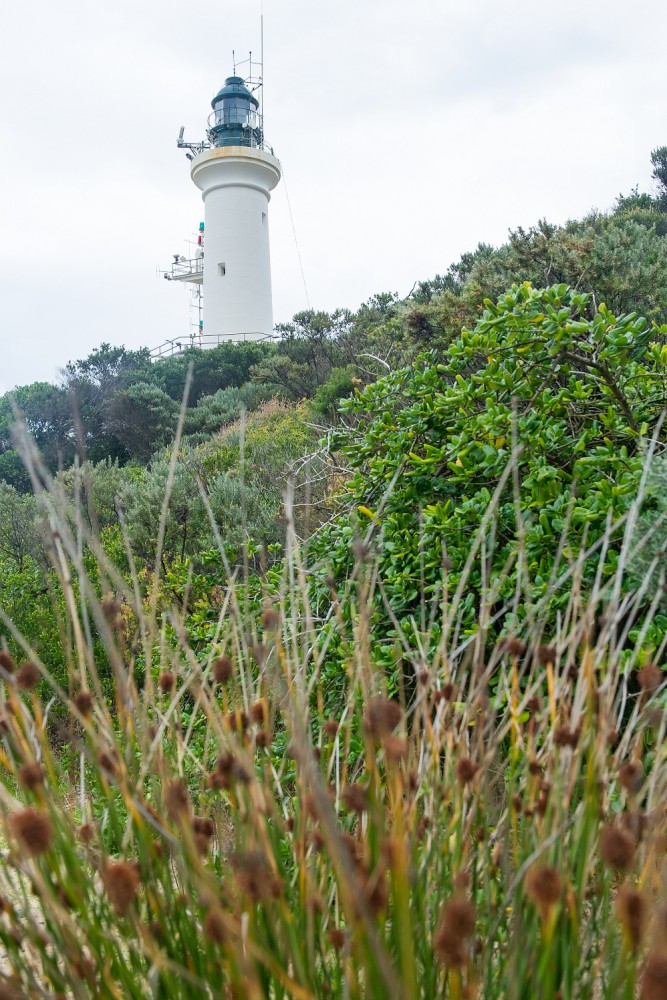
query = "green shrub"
xmin=310 ymin=284 xmax=667 ymax=661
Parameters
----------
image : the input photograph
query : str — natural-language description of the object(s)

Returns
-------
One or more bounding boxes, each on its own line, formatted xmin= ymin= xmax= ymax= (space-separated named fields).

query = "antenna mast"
xmin=260 ymin=4 xmax=265 ymax=133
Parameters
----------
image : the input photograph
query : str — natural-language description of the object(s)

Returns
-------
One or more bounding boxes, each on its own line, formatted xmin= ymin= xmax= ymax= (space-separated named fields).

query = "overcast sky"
xmin=1 ymin=0 xmax=665 ymax=391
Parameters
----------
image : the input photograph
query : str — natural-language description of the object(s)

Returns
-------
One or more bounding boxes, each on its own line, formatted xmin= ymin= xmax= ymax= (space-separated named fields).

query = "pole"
xmin=260 ymin=4 xmax=264 ymax=133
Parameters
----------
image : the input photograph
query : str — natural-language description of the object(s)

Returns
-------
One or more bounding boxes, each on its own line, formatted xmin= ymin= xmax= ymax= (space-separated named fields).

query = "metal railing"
xmin=162 ymin=257 xmax=203 ymax=282
xmin=150 ymin=330 xmax=276 ymax=359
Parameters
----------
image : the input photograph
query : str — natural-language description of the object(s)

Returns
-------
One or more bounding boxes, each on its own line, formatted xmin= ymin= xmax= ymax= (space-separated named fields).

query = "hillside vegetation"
xmin=0 ymin=151 xmax=665 ymax=998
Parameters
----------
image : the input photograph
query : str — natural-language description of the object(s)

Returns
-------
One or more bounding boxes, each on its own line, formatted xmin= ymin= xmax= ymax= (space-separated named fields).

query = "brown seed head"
xmin=261 ymin=607 xmax=280 ymax=631
xmin=250 ymin=700 xmax=267 ymax=726
xmin=194 ymin=832 xmax=210 ymax=855
xmin=103 ymin=860 xmax=140 ymax=917
xmin=383 ymin=735 xmax=408 ymax=764
xmin=418 ymin=669 xmax=430 ymax=686
xmin=619 ymin=761 xmax=644 ymax=795
xmin=381 ymin=838 xmax=401 ymax=869
xmin=212 ymin=656 xmax=234 ymax=684
xmin=525 ymin=866 xmax=562 ymax=915
xmin=364 ymin=871 xmax=389 ymax=916
xmin=166 ymin=780 xmax=189 ymax=820
xmin=0 ymin=979 xmax=23 ymax=1000
xmin=255 ymin=730 xmax=269 ymax=748
xmin=323 ymin=719 xmax=339 ymax=738
xmin=148 ymin=919 xmax=164 ymax=942
xmin=302 ymin=792 xmax=318 ymax=817
xmin=232 ymin=850 xmax=281 ymax=901
xmin=308 ymin=830 xmax=325 ymax=852
xmin=640 ymin=950 xmax=667 ymax=1000
xmin=554 ymin=726 xmax=580 ymax=749
xmin=363 ymin=697 xmax=402 ymax=740
xmin=73 ymin=691 xmax=94 ymax=717
xmin=0 ymin=651 xmax=16 ymax=674
xmin=537 ymin=645 xmax=557 ymax=665
xmin=9 ymin=807 xmax=52 ymax=856
xmin=600 ymin=824 xmax=636 ymax=871
xmin=617 ymin=885 xmax=647 ymax=951
xmin=193 ymin=816 xmax=214 ymax=839
xmin=503 ymin=637 xmax=526 ymax=657
xmin=456 ymin=757 xmax=478 ymax=786
xmin=18 ymin=763 xmax=44 ymax=791
xmin=434 ymin=899 xmax=476 ymax=968
xmin=536 ymin=787 xmax=550 ymax=817
xmin=341 ymin=783 xmax=368 ymax=814
xmin=78 ymin=823 xmax=94 ymax=844
xmin=251 ymin=643 xmax=268 ymax=665
xmin=210 ymin=750 xmax=250 ymax=789
xmin=158 ymin=671 xmax=175 ymax=694
xmin=204 ymin=909 xmax=227 ymax=944
xmin=637 ymin=664 xmax=662 ymax=694
xmin=98 ymin=749 xmax=118 ymax=776
xmin=101 ymin=597 xmax=122 ymax=622
xmin=327 ymin=928 xmax=346 ymax=951
xmin=15 ymin=661 xmax=40 ymax=691
xmin=214 ymin=750 xmax=234 ymax=786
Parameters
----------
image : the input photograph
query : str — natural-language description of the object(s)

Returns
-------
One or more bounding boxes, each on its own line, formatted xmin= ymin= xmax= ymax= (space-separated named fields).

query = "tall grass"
xmin=0 ymin=419 xmax=665 ymax=999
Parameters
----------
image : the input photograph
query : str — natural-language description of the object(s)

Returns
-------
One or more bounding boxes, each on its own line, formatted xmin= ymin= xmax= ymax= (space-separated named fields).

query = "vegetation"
xmin=0 ymin=149 xmax=665 ymax=996
xmin=0 ymin=429 xmax=665 ymax=998
xmin=309 ymin=284 xmax=667 ymax=675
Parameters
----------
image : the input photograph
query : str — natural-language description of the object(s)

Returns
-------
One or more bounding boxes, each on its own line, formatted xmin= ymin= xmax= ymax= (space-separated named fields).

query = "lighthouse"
xmin=167 ymin=72 xmax=282 ymax=346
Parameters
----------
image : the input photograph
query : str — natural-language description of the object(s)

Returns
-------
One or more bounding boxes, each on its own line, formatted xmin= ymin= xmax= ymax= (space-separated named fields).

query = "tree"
xmin=651 ymin=146 xmax=667 ymax=211
xmin=0 ymin=483 xmax=40 ymax=569
xmin=106 ymin=383 xmax=179 ymax=462
xmin=64 ymin=343 xmax=153 ymax=463
xmin=151 ymin=342 xmax=274 ymax=404
xmin=251 ymin=310 xmax=354 ymax=399
xmin=1 ymin=382 xmax=76 ymax=476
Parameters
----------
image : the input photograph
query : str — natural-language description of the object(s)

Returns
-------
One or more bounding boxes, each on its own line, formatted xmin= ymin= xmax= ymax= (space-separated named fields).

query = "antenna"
xmin=178 ymin=126 xmax=185 ymax=141
xmin=232 ymin=48 xmax=236 ymax=74
xmin=260 ymin=3 xmax=265 ymax=132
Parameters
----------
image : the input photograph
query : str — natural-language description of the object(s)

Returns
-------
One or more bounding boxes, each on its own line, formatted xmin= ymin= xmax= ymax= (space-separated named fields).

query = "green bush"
xmin=310 ymin=284 xmax=667 ymax=657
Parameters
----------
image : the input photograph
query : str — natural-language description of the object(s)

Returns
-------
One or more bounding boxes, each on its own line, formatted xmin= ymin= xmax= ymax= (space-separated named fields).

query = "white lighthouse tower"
xmin=168 ymin=72 xmax=281 ymax=346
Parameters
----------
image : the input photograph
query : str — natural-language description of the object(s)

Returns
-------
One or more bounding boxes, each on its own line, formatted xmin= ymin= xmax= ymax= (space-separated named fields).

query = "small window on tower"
xmin=262 ymin=212 xmax=267 ymax=225
xmin=218 ymin=263 xmax=226 ymax=276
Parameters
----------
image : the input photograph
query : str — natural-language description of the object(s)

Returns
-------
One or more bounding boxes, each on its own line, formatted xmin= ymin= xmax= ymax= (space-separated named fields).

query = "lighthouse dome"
xmin=211 ymin=76 xmax=259 ymax=111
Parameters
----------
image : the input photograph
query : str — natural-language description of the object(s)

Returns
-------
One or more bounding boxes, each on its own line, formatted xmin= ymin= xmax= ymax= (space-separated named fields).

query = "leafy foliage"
xmin=313 ymin=284 xmax=667 ymax=648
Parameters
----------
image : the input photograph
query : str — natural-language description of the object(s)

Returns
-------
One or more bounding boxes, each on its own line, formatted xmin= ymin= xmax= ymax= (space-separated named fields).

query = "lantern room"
xmin=207 ymin=76 xmax=261 ymax=148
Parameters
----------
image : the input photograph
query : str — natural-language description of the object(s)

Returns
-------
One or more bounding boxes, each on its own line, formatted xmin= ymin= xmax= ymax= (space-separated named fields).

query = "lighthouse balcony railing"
xmin=205 ymin=113 xmax=274 ymax=152
xmin=164 ymin=258 xmax=204 ymax=282
xmin=150 ymin=330 xmax=277 ymax=359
